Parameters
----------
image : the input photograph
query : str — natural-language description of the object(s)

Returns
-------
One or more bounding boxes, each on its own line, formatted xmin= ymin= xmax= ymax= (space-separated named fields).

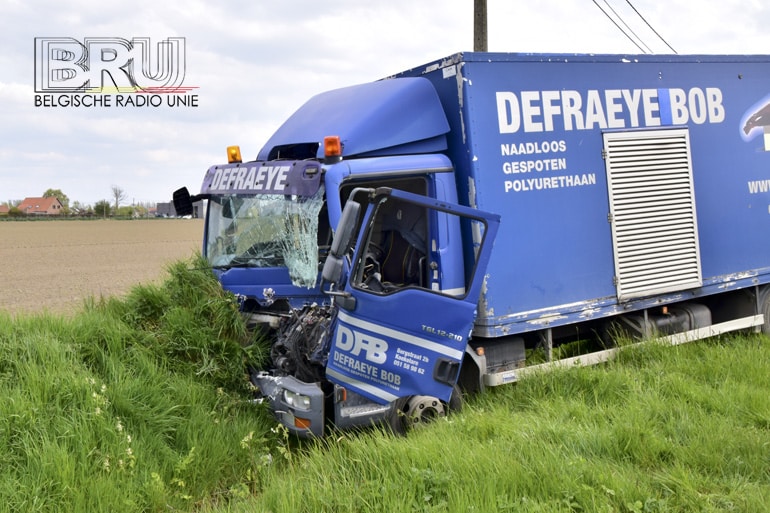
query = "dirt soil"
xmin=1 ymin=219 xmax=204 ymax=317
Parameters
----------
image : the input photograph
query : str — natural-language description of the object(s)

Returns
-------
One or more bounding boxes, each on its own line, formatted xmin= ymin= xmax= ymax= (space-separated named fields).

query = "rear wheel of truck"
xmin=387 ymin=386 xmax=463 ymax=435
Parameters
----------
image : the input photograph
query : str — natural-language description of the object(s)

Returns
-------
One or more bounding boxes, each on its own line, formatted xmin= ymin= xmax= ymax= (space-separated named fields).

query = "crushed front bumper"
xmin=251 ymin=371 xmax=325 ymax=438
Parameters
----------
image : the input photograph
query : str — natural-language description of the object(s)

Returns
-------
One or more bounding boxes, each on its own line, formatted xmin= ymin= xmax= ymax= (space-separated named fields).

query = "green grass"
xmin=1 ymin=259 xmax=769 ymax=512
xmin=233 ymin=336 xmax=770 ymax=513
xmin=0 ymin=256 xmax=278 ymax=512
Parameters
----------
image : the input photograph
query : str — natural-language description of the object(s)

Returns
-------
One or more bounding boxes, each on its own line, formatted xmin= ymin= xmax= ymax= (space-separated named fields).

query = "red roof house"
xmin=17 ymin=197 xmax=64 ymax=215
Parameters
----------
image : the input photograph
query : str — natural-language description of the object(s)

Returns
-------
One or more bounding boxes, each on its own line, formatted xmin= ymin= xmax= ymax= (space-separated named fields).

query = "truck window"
xmin=351 ymin=195 xmax=470 ymax=298
xmin=338 ymin=176 xmax=429 ymax=274
xmin=360 ymin=200 xmax=428 ymax=291
xmin=339 ymin=177 xmax=428 ymax=209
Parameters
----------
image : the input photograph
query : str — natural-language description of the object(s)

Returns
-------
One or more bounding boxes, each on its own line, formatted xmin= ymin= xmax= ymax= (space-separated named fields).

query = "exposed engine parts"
xmin=270 ymin=305 xmax=335 ymax=384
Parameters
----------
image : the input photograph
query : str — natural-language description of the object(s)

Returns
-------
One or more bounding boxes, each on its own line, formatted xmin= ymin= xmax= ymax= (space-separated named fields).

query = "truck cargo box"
xmin=396 ymin=53 xmax=770 ymax=337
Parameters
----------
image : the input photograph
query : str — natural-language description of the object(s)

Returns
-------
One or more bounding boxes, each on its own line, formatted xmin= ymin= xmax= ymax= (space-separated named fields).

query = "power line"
xmin=625 ymin=0 xmax=678 ymax=54
xmin=602 ymin=0 xmax=654 ymax=53
xmin=591 ymin=0 xmax=648 ymax=53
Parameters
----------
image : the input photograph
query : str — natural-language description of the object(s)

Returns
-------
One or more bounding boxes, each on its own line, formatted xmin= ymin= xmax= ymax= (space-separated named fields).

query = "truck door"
xmin=325 ymin=188 xmax=499 ymax=405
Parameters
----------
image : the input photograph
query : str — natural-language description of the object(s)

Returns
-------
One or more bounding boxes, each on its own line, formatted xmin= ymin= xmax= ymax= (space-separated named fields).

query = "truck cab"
xmin=174 ymin=77 xmax=500 ymax=436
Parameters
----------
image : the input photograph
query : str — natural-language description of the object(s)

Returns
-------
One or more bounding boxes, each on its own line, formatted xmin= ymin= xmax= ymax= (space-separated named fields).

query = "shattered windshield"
xmin=205 ymin=186 xmax=325 ymax=288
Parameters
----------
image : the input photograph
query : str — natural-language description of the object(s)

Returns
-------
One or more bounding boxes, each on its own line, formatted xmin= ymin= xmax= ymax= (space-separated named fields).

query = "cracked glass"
xmin=205 ymin=186 xmax=325 ymax=288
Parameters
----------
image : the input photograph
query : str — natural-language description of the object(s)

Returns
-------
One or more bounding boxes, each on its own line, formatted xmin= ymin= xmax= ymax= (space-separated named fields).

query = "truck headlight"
xmin=283 ymin=389 xmax=312 ymax=410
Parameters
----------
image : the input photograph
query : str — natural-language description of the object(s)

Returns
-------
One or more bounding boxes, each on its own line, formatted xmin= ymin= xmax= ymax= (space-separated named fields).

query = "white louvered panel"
xmin=603 ymin=129 xmax=702 ymax=301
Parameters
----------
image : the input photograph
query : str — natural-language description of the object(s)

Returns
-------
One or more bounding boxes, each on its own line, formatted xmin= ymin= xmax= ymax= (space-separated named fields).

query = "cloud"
xmin=1 ymin=0 xmax=769 ymax=205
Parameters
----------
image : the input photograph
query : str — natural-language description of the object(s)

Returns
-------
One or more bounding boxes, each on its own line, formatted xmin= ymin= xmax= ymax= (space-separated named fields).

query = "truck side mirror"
xmin=330 ymin=200 xmax=361 ymax=257
xmin=322 ymin=200 xmax=361 ymax=284
xmin=321 ymin=255 xmax=344 ymax=284
xmin=172 ymin=187 xmax=193 ymax=217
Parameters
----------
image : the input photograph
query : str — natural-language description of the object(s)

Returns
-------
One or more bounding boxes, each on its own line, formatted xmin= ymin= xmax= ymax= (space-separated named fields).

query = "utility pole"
xmin=474 ymin=0 xmax=488 ymax=51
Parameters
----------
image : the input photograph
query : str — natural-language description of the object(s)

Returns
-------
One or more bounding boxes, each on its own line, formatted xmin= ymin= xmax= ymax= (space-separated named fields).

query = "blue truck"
xmin=174 ymin=52 xmax=770 ymax=437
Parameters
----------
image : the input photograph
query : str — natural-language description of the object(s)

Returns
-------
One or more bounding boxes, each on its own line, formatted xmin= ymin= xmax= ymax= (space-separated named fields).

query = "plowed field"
xmin=1 ymin=219 xmax=203 ymax=316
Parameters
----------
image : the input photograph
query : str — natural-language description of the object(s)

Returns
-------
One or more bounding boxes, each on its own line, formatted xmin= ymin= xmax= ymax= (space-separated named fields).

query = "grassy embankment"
xmin=0 ymin=257 xmax=274 ymax=512
xmin=1 ymin=257 xmax=769 ymax=512
xmin=241 ymin=336 xmax=770 ymax=513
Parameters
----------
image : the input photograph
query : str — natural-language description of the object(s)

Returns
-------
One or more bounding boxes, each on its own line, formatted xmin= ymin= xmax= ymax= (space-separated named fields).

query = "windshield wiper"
xmin=212 ymin=253 xmax=282 ymax=270
xmin=212 ymin=262 xmax=251 ymax=271
xmin=209 ymin=255 xmax=251 ymax=270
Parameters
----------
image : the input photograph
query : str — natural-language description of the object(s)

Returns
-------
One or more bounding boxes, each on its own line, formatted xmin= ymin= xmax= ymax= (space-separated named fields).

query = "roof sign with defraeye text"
xmin=200 ymin=161 xmax=322 ymax=197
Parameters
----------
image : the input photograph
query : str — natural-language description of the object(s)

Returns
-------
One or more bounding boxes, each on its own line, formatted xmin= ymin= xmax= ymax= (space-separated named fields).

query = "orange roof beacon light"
xmin=227 ymin=145 xmax=242 ymax=164
xmin=323 ymin=135 xmax=342 ymax=164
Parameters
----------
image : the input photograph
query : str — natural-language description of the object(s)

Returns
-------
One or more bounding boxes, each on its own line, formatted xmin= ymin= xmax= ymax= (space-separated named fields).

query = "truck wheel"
xmin=387 ymin=386 xmax=462 ymax=435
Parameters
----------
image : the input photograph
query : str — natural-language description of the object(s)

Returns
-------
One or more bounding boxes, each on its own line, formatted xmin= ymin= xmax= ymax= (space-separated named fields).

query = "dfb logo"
xmin=34 ymin=37 xmax=187 ymax=93
xmin=335 ymin=326 xmax=388 ymax=364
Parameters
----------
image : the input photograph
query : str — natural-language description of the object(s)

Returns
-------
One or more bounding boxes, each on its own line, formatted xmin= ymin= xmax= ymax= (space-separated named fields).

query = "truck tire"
xmin=387 ymin=386 xmax=462 ymax=435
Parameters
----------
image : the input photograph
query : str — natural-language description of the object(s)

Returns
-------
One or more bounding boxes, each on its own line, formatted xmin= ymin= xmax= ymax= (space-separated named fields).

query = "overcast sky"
xmin=1 ymin=0 xmax=769 ymax=207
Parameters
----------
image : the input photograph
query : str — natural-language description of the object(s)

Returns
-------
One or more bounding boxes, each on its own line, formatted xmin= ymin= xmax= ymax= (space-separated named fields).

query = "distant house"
xmin=156 ymin=202 xmax=175 ymax=217
xmin=156 ymin=200 xmax=205 ymax=218
xmin=0 ymin=205 xmax=9 ymax=216
xmin=17 ymin=197 xmax=64 ymax=215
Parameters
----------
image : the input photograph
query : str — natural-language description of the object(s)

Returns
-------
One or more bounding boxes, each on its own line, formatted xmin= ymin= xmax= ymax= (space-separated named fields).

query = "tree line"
xmin=3 ymin=186 xmax=157 ymax=218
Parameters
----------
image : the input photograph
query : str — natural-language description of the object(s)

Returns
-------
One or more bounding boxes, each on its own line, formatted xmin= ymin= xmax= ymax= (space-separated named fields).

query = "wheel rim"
xmin=403 ymin=395 xmax=446 ymax=426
